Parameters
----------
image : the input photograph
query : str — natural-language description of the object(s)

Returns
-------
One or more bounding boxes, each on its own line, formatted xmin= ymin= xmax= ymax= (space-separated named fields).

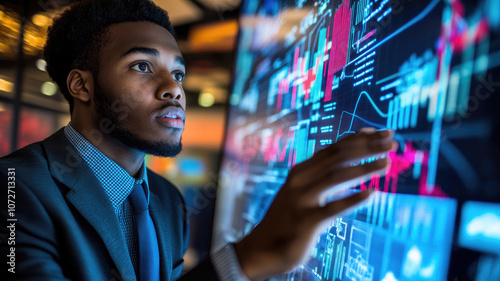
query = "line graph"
xmin=346 ymin=0 xmax=441 ymax=67
xmin=336 ymin=91 xmax=388 ymax=141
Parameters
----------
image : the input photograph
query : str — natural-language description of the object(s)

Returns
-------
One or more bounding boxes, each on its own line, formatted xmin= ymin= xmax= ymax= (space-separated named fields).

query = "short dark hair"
xmin=43 ymin=0 xmax=175 ymax=114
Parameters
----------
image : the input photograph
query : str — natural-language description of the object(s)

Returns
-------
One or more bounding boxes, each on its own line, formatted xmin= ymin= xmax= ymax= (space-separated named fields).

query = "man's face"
xmin=93 ymin=21 xmax=186 ymax=157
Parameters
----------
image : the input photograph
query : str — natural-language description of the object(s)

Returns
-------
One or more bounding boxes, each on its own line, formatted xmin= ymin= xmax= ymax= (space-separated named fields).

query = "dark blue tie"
xmin=129 ymin=184 xmax=160 ymax=281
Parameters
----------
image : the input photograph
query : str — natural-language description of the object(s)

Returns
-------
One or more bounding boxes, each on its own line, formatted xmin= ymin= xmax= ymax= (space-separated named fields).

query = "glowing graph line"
xmin=346 ymin=0 xmax=442 ymax=67
xmin=341 ymin=113 xmax=386 ymax=130
xmin=336 ymin=91 xmax=388 ymax=141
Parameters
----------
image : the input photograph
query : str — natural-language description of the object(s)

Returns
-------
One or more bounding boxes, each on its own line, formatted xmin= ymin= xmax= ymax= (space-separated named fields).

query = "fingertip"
xmin=375 ymin=157 xmax=389 ymax=168
xmin=391 ymin=140 xmax=399 ymax=151
xmin=351 ymin=189 xmax=373 ymax=202
xmin=380 ymin=129 xmax=394 ymax=138
xmin=343 ymin=189 xmax=374 ymax=210
xmin=359 ymin=127 xmax=377 ymax=134
xmin=360 ymin=188 xmax=374 ymax=198
xmin=359 ymin=189 xmax=375 ymax=207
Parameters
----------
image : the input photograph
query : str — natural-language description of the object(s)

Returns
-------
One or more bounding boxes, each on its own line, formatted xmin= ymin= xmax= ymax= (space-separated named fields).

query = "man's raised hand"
xmin=234 ymin=129 xmax=397 ymax=280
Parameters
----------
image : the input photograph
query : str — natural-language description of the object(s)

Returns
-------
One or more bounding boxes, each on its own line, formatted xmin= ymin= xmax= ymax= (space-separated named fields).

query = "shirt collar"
xmin=64 ymin=122 xmax=150 ymax=210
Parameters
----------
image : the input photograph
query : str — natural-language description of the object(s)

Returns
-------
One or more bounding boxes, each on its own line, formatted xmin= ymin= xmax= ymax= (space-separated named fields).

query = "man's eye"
xmin=174 ymin=72 xmax=185 ymax=82
xmin=131 ymin=62 xmax=150 ymax=73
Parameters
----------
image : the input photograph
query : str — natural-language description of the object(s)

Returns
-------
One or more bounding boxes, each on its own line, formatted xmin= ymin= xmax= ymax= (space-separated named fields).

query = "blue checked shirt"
xmin=64 ymin=123 xmax=248 ymax=281
xmin=64 ymin=123 xmax=147 ymax=272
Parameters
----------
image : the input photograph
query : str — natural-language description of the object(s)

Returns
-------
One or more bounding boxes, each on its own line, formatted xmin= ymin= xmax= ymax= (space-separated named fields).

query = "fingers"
xmin=312 ymin=189 xmax=373 ymax=222
xmin=300 ymin=157 xmax=388 ymax=206
xmin=332 ymin=129 xmax=395 ymax=153
xmin=358 ymin=127 xmax=377 ymax=134
xmin=290 ymin=131 xmax=396 ymax=188
xmin=331 ymin=139 xmax=397 ymax=168
xmin=297 ymin=129 xmax=394 ymax=172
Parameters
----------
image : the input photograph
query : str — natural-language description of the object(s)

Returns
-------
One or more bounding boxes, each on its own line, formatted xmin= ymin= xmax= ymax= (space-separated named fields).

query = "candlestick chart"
xmin=213 ymin=0 xmax=500 ymax=280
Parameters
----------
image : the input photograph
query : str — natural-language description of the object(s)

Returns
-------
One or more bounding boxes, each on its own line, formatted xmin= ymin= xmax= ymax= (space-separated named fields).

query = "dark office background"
xmin=0 ymin=0 xmax=240 ymax=270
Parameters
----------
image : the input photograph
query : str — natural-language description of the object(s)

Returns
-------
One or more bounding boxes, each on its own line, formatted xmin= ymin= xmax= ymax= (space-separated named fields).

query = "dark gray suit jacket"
xmin=0 ymin=128 xmax=219 ymax=280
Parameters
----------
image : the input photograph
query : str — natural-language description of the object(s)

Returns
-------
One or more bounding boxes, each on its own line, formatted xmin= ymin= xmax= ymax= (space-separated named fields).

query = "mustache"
xmin=154 ymin=101 xmax=184 ymax=112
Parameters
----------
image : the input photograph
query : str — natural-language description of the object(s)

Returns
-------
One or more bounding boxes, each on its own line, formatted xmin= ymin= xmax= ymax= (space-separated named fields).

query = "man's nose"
xmin=156 ymin=74 xmax=183 ymax=101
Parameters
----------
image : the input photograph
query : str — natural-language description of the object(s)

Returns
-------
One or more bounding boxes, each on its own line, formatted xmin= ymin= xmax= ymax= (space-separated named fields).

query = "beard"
xmin=93 ymin=83 xmax=182 ymax=158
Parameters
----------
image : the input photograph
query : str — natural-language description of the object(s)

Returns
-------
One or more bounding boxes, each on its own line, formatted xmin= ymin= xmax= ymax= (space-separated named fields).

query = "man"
xmin=0 ymin=0 xmax=397 ymax=280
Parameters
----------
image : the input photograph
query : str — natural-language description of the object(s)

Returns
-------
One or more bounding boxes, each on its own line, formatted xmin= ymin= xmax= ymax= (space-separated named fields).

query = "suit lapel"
xmin=43 ymin=129 xmax=137 ymax=281
xmin=149 ymin=192 xmax=172 ymax=280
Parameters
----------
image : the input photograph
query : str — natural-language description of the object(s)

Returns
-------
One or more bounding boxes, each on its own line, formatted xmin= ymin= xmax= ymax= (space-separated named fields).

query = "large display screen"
xmin=212 ymin=0 xmax=500 ymax=280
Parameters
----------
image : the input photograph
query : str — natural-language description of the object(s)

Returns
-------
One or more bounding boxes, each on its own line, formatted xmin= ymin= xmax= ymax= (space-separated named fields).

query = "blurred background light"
xmin=36 ymin=59 xmax=47 ymax=71
xmin=198 ymin=92 xmax=215 ymax=107
xmin=0 ymin=78 xmax=13 ymax=93
xmin=188 ymin=20 xmax=238 ymax=53
xmin=41 ymin=81 xmax=57 ymax=96
xmin=31 ymin=13 xmax=51 ymax=27
xmin=0 ymin=5 xmax=57 ymax=59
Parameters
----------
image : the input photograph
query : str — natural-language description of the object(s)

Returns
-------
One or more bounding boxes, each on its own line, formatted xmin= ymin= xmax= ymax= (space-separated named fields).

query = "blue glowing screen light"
xmin=212 ymin=0 xmax=500 ymax=280
xmin=179 ymin=157 xmax=206 ymax=177
xmin=459 ymin=201 xmax=500 ymax=255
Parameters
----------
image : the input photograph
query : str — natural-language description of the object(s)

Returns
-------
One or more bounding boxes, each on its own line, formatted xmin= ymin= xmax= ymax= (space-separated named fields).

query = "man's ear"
xmin=67 ymin=70 xmax=94 ymax=102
